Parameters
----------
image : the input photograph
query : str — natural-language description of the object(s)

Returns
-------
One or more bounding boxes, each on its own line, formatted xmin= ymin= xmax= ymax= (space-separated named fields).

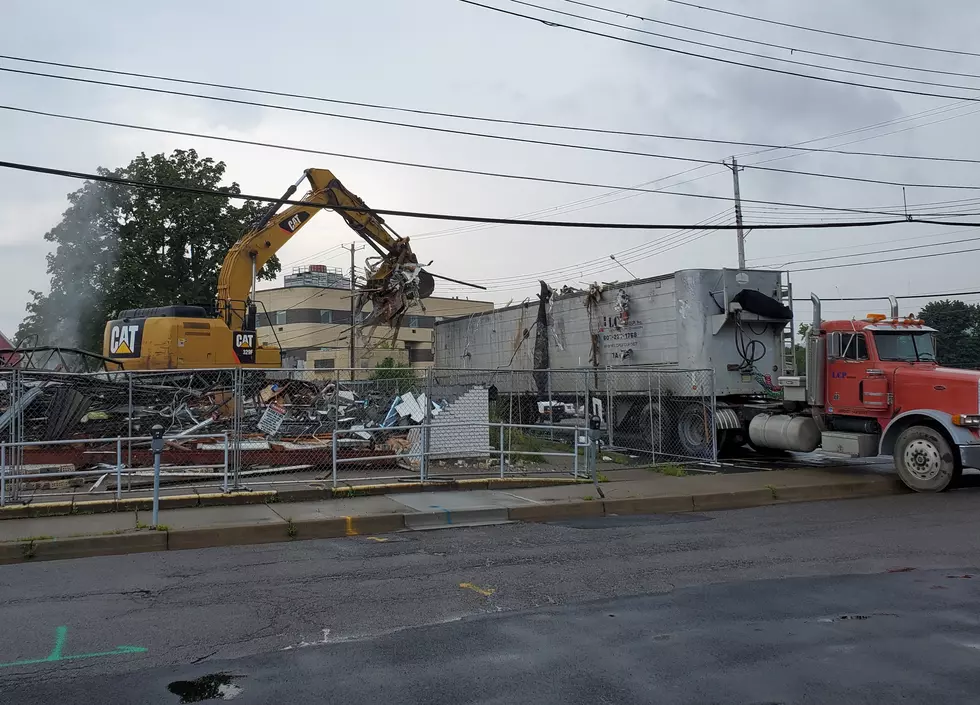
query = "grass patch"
xmin=286 ymin=518 xmax=298 ymax=538
xmin=647 ymin=464 xmax=688 ymax=477
xmin=490 ymin=429 xmax=547 ymax=464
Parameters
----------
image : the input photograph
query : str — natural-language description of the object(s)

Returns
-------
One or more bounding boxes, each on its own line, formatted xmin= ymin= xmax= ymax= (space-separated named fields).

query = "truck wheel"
xmin=675 ymin=403 xmax=714 ymax=459
xmin=894 ymin=425 xmax=957 ymax=492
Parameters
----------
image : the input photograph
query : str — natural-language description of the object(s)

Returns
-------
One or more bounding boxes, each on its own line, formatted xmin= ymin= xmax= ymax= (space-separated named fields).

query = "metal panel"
xmin=821 ymin=431 xmax=879 ymax=457
xmin=434 ymin=268 xmax=785 ymax=398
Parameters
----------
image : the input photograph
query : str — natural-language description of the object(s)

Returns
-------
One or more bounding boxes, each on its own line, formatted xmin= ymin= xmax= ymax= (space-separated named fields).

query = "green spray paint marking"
xmin=0 ymin=626 xmax=147 ymax=669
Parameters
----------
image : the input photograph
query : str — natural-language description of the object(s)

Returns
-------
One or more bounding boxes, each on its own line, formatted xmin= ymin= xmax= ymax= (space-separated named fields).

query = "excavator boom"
xmin=104 ymin=168 xmax=433 ymax=369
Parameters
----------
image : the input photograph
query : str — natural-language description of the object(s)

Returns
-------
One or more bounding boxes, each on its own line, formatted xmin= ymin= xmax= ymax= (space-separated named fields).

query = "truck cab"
xmin=799 ymin=297 xmax=980 ymax=491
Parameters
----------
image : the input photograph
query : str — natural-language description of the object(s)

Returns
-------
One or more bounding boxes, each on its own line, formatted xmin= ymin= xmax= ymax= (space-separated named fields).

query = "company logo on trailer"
xmin=109 ymin=322 xmax=143 ymax=357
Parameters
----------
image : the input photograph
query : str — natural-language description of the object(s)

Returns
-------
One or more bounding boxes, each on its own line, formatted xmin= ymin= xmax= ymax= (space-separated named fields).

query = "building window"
xmin=275 ymin=310 xmax=286 ymax=326
xmin=314 ymin=358 xmax=335 ymax=369
xmin=408 ymin=315 xmax=420 ymax=328
xmin=320 ymin=310 xmax=333 ymax=324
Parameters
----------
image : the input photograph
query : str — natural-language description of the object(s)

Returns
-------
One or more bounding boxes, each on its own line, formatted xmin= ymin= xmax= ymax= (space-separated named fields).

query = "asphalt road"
xmin=2 ymin=492 xmax=980 ymax=703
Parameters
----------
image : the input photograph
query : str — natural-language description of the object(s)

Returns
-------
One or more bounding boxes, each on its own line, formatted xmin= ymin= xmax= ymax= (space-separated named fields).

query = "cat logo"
xmin=108 ymin=322 xmax=143 ymax=358
xmin=279 ymin=211 xmax=311 ymax=233
xmin=233 ymin=331 xmax=256 ymax=364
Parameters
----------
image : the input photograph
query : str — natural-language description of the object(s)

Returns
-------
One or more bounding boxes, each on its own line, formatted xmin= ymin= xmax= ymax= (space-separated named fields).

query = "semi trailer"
xmin=433 ymin=268 xmax=980 ymax=492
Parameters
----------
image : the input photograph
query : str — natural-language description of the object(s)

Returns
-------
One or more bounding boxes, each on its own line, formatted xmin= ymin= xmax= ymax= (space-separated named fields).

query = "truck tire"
xmin=894 ymin=425 xmax=957 ymax=492
xmin=675 ymin=403 xmax=714 ymax=459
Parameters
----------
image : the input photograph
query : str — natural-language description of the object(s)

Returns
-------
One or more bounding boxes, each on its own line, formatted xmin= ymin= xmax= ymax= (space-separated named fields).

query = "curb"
xmin=0 ymin=476 xmax=908 ymax=565
xmin=0 ymin=477 xmax=587 ymax=521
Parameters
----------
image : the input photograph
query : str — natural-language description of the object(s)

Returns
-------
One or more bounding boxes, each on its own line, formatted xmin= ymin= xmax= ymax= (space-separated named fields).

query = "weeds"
xmin=765 ymin=484 xmax=778 ymax=499
xmin=648 ymin=464 xmax=687 ymax=477
xmin=286 ymin=519 xmax=298 ymax=538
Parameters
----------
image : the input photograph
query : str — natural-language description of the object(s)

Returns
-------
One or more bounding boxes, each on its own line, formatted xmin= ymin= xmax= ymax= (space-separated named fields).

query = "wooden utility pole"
xmin=726 ymin=157 xmax=746 ymax=268
xmin=342 ymin=242 xmax=364 ymax=380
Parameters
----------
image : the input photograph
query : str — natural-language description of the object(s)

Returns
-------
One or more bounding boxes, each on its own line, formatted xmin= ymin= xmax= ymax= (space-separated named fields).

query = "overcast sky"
xmin=3 ymin=0 xmax=980 ymax=338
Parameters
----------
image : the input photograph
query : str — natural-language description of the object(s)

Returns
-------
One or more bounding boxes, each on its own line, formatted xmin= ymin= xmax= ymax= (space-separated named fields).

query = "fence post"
xmin=573 ymin=428 xmax=579 ymax=479
xmin=232 ymin=368 xmax=243 ymax=490
xmin=223 ymin=432 xmax=230 ymax=493
xmin=498 ymin=423 xmax=505 ymax=479
xmin=127 ymin=372 xmax=133 ymax=469
xmin=332 ymin=428 xmax=339 ymax=488
xmin=150 ymin=425 xmax=164 ymax=528
xmin=1 ymin=443 xmax=5 ymax=507
xmin=710 ymin=369 xmax=718 ymax=463
xmin=658 ymin=371 xmax=663 ymax=459
xmin=647 ymin=370 xmax=656 ymax=466
xmin=115 ymin=437 xmax=122 ymax=500
xmin=421 ymin=368 xmax=432 ymax=482
xmin=606 ymin=370 xmax=614 ymax=449
xmin=547 ymin=370 xmax=554 ymax=442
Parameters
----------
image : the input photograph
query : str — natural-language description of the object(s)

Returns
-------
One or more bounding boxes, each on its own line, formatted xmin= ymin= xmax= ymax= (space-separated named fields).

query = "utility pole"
xmin=342 ymin=242 xmax=364 ymax=380
xmin=726 ymin=157 xmax=746 ymax=269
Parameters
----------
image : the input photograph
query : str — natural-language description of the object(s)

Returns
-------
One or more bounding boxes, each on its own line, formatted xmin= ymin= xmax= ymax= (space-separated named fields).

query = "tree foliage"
xmin=917 ymin=299 xmax=980 ymax=368
xmin=17 ymin=149 xmax=280 ymax=352
xmin=370 ymin=356 xmax=419 ymax=395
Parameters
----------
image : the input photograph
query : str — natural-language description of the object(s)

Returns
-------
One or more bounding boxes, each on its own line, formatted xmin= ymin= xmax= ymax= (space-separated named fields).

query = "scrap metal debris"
xmin=0 ymin=369 xmax=448 ymax=489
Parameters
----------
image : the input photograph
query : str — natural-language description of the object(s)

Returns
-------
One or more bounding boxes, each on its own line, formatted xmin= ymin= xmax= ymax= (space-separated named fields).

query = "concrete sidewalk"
xmin=0 ymin=465 xmax=907 ymax=564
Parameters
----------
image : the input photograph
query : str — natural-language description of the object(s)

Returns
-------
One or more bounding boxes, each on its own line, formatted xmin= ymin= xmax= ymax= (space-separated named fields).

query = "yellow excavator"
xmin=102 ymin=168 xmax=435 ymax=369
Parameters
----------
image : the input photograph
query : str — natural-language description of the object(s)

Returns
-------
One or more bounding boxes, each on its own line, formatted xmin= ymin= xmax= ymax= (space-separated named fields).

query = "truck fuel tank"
xmin=749 ymin=413 xmax=820 ymax=453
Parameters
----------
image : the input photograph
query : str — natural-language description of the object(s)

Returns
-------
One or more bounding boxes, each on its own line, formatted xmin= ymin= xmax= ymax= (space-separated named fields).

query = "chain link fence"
xmin=0 ymin=365 xmax=716 ymax=501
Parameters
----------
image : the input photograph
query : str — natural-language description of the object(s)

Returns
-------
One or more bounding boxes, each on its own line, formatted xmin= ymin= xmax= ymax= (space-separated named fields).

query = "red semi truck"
xmin=762 ymin=294 xmax=980 ymax=492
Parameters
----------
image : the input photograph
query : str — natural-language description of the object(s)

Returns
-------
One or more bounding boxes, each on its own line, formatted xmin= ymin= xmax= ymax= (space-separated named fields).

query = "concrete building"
xmin=254 ymin=265 xmax=492 ymax=371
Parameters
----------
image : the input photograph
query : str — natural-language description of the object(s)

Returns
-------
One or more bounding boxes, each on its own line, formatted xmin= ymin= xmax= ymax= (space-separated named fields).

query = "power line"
xmin=4 ymin=55 xmax=980 ymax=167
xmin=452 ymin=209 xmax=733 ymax=285
xmin=665 ymin=0 xmax=980 ymax=60
xmin=791 ymin=243 xmax=980 ymax=273
xmin=505 ymin=0 xmax=980 ymax=94
xmin=750 ymin=226 xmax=980 ymax=267
xmin=561 ymin=0 xmax=980 ymax=82
xmin=7 ymin=96 xmax=980 ymax=193
xmin=794 ymin=289 xmax=980 ymax=302
xmin=0 ymin=158 xmax=882 ymax=228
xmin=0 ymin=138 xmax=919 ymax=218
xmin=460 ymin=1 xmax=980 ymax=104
xmin=774 ymin=231 xmax=980 ymax=268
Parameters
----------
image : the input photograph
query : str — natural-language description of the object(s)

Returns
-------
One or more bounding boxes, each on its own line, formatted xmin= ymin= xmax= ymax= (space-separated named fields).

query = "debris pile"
xmin=0 ymin=371 xmax=462 ymax=482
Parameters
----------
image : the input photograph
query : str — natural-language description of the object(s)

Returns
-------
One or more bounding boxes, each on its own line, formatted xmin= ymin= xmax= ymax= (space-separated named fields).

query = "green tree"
xmin=793 ymin=323 xmax=810 ymax=374
xmin=17 ymin=149 xmax=280 ymax=352
xmin=918 ymin=299 xmax=980 ymax=367
xmin=370 ymin=356 xmax=419 ymax=395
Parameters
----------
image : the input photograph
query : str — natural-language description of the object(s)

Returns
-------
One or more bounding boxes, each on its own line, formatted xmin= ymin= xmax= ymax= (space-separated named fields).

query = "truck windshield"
xmin=872 ymin=331 xmax=937 ymax=362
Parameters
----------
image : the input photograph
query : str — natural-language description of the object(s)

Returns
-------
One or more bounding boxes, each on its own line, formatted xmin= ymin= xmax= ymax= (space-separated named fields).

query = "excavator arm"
xmin=215 ymin=168 xmax=432 ymax=330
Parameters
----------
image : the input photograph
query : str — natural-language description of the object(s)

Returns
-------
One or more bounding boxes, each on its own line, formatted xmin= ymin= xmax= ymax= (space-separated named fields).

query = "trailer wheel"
xmin=894 ymin=425 xmax=957 ymax=493
xmin=675 ymin=403 xmax=714 ymax=459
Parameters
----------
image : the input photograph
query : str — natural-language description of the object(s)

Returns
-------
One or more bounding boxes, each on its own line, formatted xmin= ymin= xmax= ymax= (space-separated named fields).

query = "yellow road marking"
xmin=459 ymin=582 xmax=495 ymax=597
xmin=365 ymin=536 xmax=389 ymax=542
xmin=345 ymin=516 xmax=357 ymax=536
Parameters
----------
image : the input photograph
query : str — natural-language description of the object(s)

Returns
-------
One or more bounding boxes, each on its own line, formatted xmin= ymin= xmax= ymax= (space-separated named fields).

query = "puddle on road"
xmin=168 ymin=673 xmax=243 ymax=703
